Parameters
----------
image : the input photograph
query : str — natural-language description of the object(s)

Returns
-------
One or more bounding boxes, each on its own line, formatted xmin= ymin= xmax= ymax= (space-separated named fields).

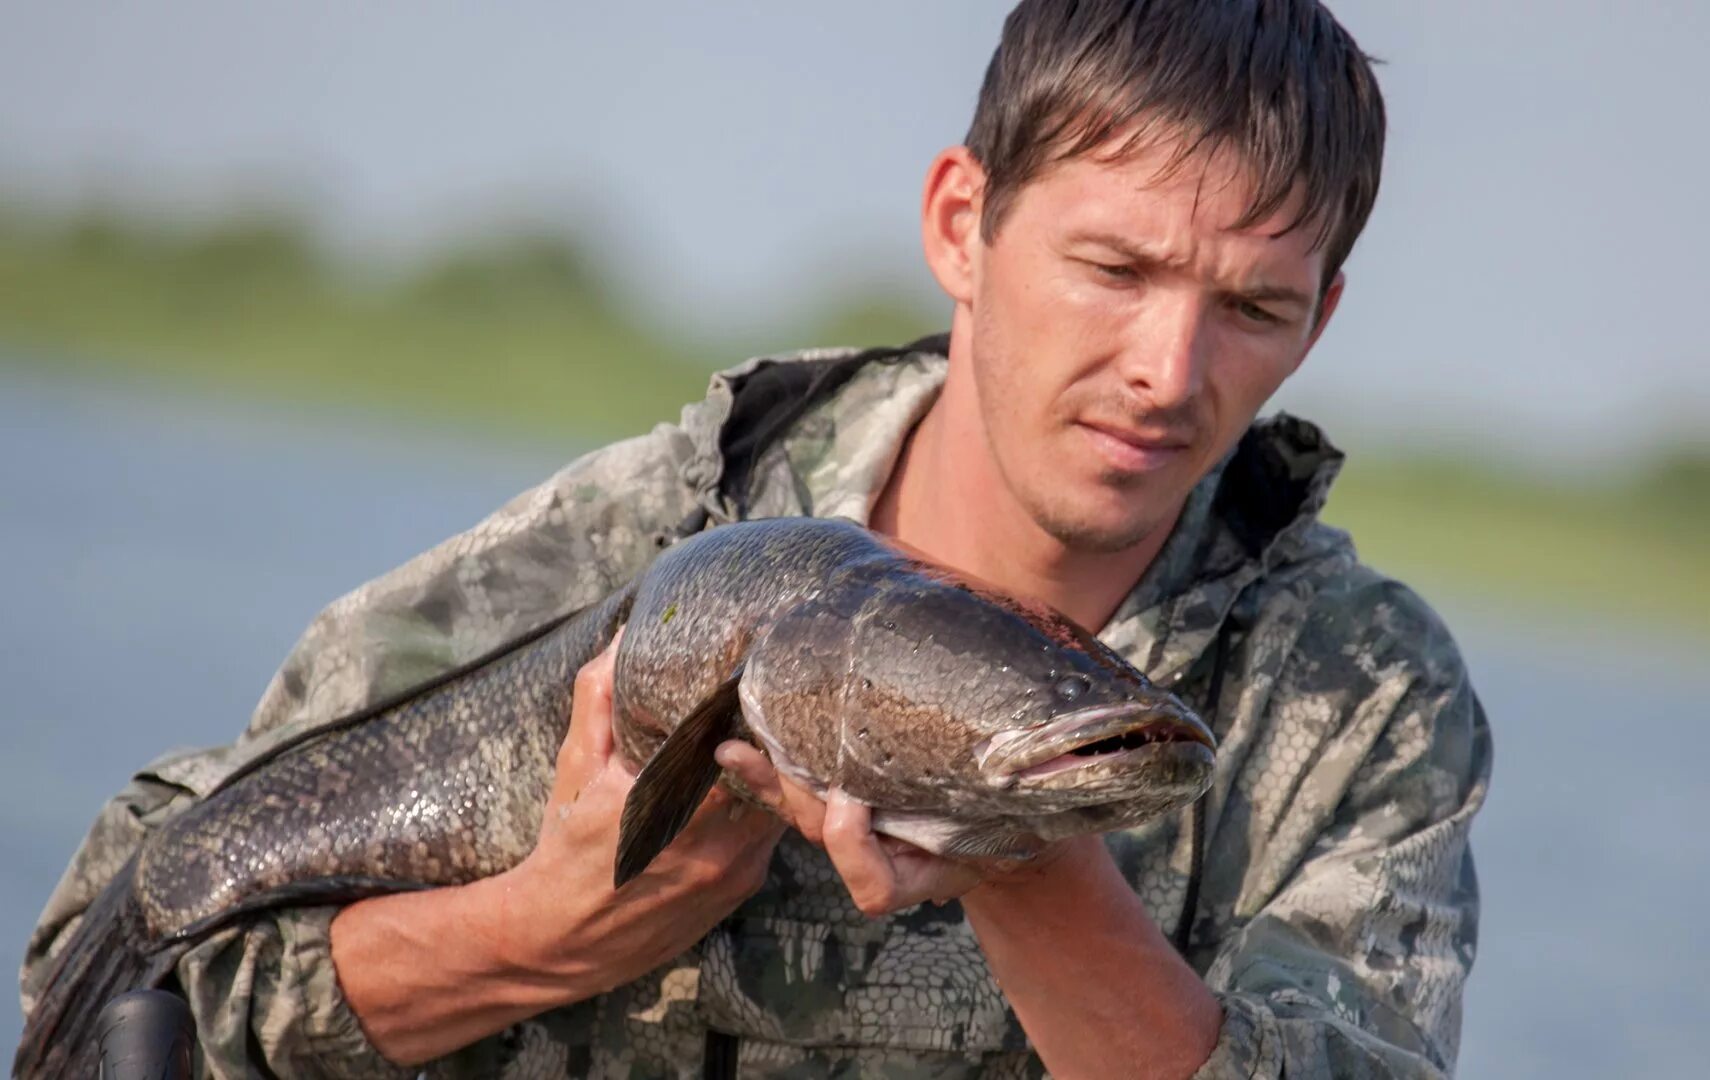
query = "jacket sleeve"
xmin=20 ymin=426 xmax=705 ymax=1079
xmin=1191 ymin=578 xmax=1494 ymax=1080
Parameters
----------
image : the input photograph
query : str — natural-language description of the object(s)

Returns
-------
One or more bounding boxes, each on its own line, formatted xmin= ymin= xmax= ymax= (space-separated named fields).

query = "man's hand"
xmin=714 ymin=741 xmax=1221 ymax=1078
xmin=715 ymin=741 xmax=1057 ymax=918
xmin=500 ymin=629 xmax=787 ymax=987
xmin=331 ymin=631 xmax=784 ymax=1066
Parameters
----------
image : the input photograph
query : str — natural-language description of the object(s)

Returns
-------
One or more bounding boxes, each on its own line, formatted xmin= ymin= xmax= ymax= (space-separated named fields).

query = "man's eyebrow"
xmin=1066 ymin=230 xmax=1190 ymax=271
xmin=1232 ymin=282 xmax=1315 ymax=309
xmin=1065 ymin=230 xmax=1314 ymax=309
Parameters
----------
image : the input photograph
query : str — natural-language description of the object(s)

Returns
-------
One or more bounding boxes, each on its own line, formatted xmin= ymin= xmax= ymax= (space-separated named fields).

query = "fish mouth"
xmin=980 ymin=701 xmax=1215 ymax=783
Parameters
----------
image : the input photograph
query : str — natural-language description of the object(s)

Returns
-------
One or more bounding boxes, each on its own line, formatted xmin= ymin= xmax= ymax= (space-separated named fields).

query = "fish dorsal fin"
xmin=614 ymin=664 xmax=746 ymax=888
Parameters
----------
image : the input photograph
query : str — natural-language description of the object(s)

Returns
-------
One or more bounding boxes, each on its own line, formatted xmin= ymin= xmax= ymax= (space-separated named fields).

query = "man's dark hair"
xmin=966 ymin=0 xmax=1385 ymax=289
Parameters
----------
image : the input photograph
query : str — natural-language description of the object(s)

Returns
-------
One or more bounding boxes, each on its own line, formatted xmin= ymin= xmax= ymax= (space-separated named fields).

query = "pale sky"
xmin=2 ymin=1 xmax=1705 ymax=469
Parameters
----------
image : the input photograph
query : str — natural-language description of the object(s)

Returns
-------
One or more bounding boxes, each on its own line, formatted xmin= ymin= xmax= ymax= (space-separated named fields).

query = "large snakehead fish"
xmin=15 ymin=517 xmax=1215 ymax=1078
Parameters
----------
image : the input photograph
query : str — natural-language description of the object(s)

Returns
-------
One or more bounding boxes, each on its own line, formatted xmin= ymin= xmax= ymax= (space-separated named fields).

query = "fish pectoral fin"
xmin=615 ymin=664 xmax=745 ymax=888
xmin=937 ymin=822 xmax=1043 ymax=862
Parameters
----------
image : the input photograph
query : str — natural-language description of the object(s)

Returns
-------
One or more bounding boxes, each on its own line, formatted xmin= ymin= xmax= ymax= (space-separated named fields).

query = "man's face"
xmin=958 ymin=137 xmax=1341 ymax=553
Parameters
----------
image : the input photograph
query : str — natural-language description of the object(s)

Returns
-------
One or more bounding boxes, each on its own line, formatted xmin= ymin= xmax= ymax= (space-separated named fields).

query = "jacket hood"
xmin=676 ymin=335 xmax=1355 ymax=681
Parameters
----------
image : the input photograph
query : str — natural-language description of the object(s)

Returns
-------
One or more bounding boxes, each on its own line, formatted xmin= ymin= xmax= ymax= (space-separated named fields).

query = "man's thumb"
xmin=560 ymin=627 xmax=624 ymax=781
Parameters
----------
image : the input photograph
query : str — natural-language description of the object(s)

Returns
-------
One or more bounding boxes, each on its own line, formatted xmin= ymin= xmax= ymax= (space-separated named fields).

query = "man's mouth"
xmin=1077 ymin=421 xmax=1192 ymax=472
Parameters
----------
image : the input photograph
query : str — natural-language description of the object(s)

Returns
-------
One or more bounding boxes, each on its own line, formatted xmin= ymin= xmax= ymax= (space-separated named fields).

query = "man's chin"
xmin=1021 ymin=472 xmax=1188 ymax=555
xmin=1030 ymin=504 xmax=1166 ymax=555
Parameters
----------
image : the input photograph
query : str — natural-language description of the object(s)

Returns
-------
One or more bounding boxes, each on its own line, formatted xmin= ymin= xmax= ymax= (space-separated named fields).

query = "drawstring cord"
xmin=1172 ymin=617 xmax=1233 ymax=955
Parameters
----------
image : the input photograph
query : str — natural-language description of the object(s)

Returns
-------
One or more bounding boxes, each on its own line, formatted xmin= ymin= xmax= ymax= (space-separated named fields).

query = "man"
xmin=22 ymin=0 xmax=1490 ymax=1076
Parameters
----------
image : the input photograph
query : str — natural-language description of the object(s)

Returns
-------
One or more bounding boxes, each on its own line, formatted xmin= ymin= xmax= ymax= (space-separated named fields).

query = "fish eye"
xmin=1053 ymin=674 xmax=1092 ymax=702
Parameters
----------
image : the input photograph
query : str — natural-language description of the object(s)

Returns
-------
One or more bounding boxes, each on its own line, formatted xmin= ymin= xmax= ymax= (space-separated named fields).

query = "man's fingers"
xmin=821 ymin=789 xmax=981 ymax=916
xmin=821 ymin=788 xmax=903 ymax=916
xmin=558 ymin=627 xmax=624 ymax=789
xmin=662 ymin=779 xmax=787 ymax=889
xmin=775 ymin=775 xmax=829 ymax=846
xmin=890 ymin=848 xmax=982 ymax=908
xmin=678 ymin=775 xmax=767 ymax=838
xmin=714 ymin=740 xmax=830 ymax=840
xmin=697 ymin=743 xmax=792 ymax=848
xmin=715 ymin=742 xmax=781 ymax=810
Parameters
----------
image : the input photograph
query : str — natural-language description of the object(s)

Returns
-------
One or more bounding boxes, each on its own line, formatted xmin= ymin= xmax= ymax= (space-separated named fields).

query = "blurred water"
xmin=2 ymin=365 xmax=1705 ymax=1077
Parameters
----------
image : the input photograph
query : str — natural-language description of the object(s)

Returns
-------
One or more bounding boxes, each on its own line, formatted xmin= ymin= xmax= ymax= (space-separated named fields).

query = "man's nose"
xmin=1116 ymin=292 xmax=1209 ymax=410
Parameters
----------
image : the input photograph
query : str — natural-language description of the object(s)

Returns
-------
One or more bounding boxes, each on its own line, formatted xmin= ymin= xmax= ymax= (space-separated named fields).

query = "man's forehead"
xmin=1080 ymin=128 xmax=1322 ymax=239
xmin=1031 ymin=136 xmax=1329 ymax=290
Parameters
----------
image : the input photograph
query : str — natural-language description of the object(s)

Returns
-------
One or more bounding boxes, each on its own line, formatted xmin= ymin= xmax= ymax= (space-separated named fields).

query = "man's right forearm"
xmin=329 ymin=869 xmax=588 ymax=1067
xmin=326 ymin=634 xmax=786 ymax=1070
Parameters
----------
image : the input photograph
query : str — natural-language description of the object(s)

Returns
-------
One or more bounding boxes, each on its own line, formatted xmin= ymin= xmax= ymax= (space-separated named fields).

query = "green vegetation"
xmin=2 ymin=205 xmax=1704 ymax=635
xmin=1325 ymin=456 xmax=1709 ymax=635
xmin=0 ymin=206 xmax=837 ymax=439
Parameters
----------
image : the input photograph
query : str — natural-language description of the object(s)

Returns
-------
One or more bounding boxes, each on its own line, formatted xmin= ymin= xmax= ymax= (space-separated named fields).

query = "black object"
xmin=717 ymin=334 xmax=943 ymax=517
xmin=703 ymin=1027 xmax=740 ymax=1080
xmin=1172 ymin=616 xmax=1235 ymax=956
xmin=95 ymin=990 xmax=195 ymax=1080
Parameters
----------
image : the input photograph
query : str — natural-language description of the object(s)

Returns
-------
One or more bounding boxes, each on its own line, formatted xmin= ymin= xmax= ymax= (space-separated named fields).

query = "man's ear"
xmin=920 ymin=146 xmax=985 ymax=306
xmin=1298 ymin=271 xmax=1346 ymax=367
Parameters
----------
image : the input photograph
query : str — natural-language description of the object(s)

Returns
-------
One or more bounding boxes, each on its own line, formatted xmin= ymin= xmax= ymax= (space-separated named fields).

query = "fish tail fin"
xmin=13 ymin=855 xmax=184 ymax=1080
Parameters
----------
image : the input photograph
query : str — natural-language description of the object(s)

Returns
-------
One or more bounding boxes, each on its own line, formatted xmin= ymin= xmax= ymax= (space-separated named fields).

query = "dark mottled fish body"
xmin=14 ymin=586 xmax=633 ymax=1079
xmin=15 ymin=518 xmax=1214 ymax=1078
xmin=614 ymin=520 xmax=1215 ymax=869
xmin=155 ymin=581 xmax=638 ymax=944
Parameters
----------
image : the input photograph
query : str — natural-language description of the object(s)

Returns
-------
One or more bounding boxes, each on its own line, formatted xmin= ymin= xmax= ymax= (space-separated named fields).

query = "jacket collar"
xmin=680 ymin=339 xmax=1350 ymax=680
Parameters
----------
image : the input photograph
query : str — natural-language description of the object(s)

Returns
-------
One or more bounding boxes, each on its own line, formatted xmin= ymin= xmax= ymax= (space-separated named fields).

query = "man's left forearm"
xmin=961 ymin=836 xmax=1223 ymax=1080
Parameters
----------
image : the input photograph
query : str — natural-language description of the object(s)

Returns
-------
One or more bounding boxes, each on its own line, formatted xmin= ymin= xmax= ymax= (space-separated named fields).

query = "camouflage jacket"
xmin=22 ymin=338 xmax=1492 ymax=1079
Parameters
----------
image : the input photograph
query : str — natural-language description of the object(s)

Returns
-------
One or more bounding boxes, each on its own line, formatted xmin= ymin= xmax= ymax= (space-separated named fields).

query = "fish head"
xmin=819 ymin=561 xmax=1215 ymax=826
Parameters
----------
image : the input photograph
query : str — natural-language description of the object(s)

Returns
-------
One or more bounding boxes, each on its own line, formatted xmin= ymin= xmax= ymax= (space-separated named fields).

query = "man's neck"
xmin=868 ymin=365 xmax=1180 ymax=633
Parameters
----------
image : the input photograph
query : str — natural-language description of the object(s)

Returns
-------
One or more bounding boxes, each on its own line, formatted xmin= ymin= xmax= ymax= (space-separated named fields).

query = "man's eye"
xmin=1235 ymin=300 xmax=1283 ymax=326
xmin=1087 ymin=260 xmax=1138 ymax=283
